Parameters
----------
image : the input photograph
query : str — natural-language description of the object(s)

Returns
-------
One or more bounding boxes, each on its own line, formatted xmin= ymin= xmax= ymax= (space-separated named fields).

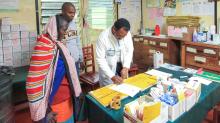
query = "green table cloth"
xmin=85 ymin=67 xmax=220 ymax=123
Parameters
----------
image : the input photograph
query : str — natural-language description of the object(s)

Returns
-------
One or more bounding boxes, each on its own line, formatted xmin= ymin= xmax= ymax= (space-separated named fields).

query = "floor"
xmin=14 ymin=105 xmax=213 ymax=123
xmin=14 ymin=104 xmax=88 ymax=123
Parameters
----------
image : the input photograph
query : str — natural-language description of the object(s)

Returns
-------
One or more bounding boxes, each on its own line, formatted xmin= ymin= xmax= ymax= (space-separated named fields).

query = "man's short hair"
xmin=62 ymin=2 xmax=75 ymax=11
xmin=113 ymin=18 xmax=130 ymax=31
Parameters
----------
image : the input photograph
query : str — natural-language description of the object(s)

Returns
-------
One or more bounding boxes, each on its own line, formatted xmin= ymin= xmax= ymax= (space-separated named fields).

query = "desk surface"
xmin=85 ymin=68 xmax=220 ymax=123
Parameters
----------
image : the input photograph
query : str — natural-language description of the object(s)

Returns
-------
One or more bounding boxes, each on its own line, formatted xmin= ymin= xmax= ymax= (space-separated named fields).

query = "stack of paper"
xmin=110 ymin=83 xmax=141 ymax=97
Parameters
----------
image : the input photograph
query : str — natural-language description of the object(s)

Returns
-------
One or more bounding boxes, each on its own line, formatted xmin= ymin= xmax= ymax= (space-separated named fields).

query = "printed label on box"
xmin=11 ymin=24 xmax=20 ymax=32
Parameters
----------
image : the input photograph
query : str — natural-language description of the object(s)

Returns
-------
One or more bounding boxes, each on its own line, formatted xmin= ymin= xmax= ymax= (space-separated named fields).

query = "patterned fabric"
xmin=26 ymin=34 xmax=56 ymax=102
xmin=51 ymin=98 xmax=74 ymax=123
xmin=26 ymin=34 xmax=82 ymax=121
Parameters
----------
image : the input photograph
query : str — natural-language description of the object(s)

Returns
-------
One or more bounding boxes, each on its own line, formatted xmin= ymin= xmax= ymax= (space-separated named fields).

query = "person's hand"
xmin=80 ymin=62 xmax=85 ymax=70
xmin=46 ymin=111 xmax=57 ymax=123
xmin=111 ymin=75 xmax=123 ymax=84
xmin=120 ymin=68 xmax=129 ymax=79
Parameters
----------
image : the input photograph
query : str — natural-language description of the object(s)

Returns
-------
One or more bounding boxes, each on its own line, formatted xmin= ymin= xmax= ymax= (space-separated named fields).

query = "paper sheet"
xmin=110 ymin=83 xmax=141 ymax=97
xmin=145 ymin=69 xmax=172 ymax=77
xmin=189 ymin=76 xmax=212 ymax=85
xmin=181 ymin=0 xmax=214 ymax=16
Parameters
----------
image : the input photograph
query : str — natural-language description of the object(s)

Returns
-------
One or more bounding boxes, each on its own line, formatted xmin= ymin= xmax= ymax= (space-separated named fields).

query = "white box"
xmin=29 ymin=42 xmax=36 ymax=52
xmin=13 ymin=52 xmax=22 ymax=67
xmin=12 ymin=39 xmax=21 ymax=47
xmin=167 ymin=100 xmax=185 ymax=122
xmin=0 ymin=40 xmax=2 ymax=47
xmin=0 ymin=55 xmax=3 ymax=63
xmin=3 ymin=46 xmax=13 ymax=56
xmin=0 ymin=33 xmax=1 ymax=40
xmin=11 ymin=24 xmax=20 ymax=32
xmin=20 ymin=38 xmax=29 ymax=47
xmin=29 ymin=37 xmax=37 ymax=42
xmin=21 ymin=45 xmax=29 ymax=52
xmin=185 ymin=81 xmax=201 ymax=102
xmin=29 ymin=31 xmax=37 ymax=38
xmin=11 ymin=32 xmax=20 ymax=39
xmin=21 ymin=51 xmax=30 ymax=66
xmin=1 ymin=25 xmax=11 ymax=32
xmin=184 ymin=89 xmax=196 ymax=111
xmin=19 ymin=24 xmax=29 ymax=31
xmin=3 ymin=40 xmax=12 ymax=47
xmin=1 ymin=17 xmax=12 ymax=25
xmin=2 ymin=32 xmax=12 ymax=40
xmin=20 ymin=31 xmax=29 ymax=38
xmin=124 ymin=102 xmax=168 ymax=123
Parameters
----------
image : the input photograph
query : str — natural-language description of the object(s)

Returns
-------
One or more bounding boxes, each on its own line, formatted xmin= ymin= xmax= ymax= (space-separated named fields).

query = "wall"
xmin=218 ymin=1 xmax=220 ymax=33
xmin=143 ymin=0 xmax=216 ymax=34
xmin=0 ymin=0 xmax=37 ymax=31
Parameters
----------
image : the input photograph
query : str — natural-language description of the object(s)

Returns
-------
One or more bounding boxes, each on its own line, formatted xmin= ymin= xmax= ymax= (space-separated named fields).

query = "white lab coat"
xmin=96 ymin=27 xmax=134 ymax=86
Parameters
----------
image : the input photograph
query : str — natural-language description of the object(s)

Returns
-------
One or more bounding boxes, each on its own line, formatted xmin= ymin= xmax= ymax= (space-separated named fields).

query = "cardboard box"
xmin=29 ymin=42 xmax=36 ymax=52
xmin=3 ymin=46 xmax=13 ymax=66
xmin=19 ymin=24 xmax=29 ymax=31
xmin=2 ymin=32 xmax=12 ymax=40
xmin=185 ymin=81 xmax=201 ymax=102
xmin=3 ymin=40 xmax=12 ymax=47
xmin=12 ymin=39 xmax=21 ymax=52
xmin=21 ymin=46 xmax=29 ymax=52
xmin=167 ymin=100 xmax=186 ymax=122
xmin=11 ymin=24 xmax=20 ymax=32
xmin=29 ymin=31 xmax=37 ymax=38
xmin=1 ymin=25 xmax=11 ymax=32
xmin=20 ymin=31 xmax=29 ymax=38
xmin=13 ymin=52 xmax=22 ymax=67
xmin=0 ymin=54 xmax=3 ymax=63
xmin=20 ymin=38 xmax=29 ymax=47
xmin=184 ymin=89 xmax=196 ymax=111
xmin=11 ymin=32 xmax=20 ymax=39
xmin=29 ymin=37 xmax=37 ymax=42
xmin=0 ymin=40 xmax=2 ymax=47
xmin=21 ymin=51 xmax=30 ymax=66
xmin=1 ymin=17 xmax=12 ymax=25
xmin=124 ymin=96 xmax=168 ymax=123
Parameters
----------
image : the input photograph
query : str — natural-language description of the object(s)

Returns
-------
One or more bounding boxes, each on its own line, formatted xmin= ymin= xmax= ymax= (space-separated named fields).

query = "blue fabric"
xmin=75 ymin=61 xmax=80 ymax=77
xmin=49 ymin=55 xmax=66 ymax=104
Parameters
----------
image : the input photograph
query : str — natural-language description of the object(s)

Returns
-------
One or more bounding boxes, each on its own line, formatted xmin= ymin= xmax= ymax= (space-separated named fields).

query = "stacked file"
xmin=167 ymin=16 xmax=200 ymax=27
xmin=124 ymin=73 xmax=157 ymax=90
xmin=89 ymin=85 xmax=127 ymax=107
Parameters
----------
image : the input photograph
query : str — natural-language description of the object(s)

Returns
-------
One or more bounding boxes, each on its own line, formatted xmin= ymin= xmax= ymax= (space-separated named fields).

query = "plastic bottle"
xmin=154 ymin=25 xmax=160 ymax=36
xmin=192 ymin=28 xmax=197 ymax=42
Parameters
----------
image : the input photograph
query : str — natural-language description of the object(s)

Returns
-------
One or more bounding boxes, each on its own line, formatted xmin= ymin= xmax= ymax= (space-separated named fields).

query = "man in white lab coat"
xmin=96 ymin=18 xmax=134 ymax=86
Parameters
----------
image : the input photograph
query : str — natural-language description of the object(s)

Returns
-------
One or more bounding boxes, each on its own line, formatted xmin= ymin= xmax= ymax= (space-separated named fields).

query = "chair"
xmin=128 ymin=64 xmax=138 ymax=77
xmin=80 ymin=44 xmax=99 ymax=92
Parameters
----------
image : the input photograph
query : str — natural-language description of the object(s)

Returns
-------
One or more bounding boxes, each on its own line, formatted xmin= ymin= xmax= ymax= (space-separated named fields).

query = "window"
xmin=88 ymin=0 xmax=114 ymax=30
xmin=40 ymin=0 xmax=80 ymax=30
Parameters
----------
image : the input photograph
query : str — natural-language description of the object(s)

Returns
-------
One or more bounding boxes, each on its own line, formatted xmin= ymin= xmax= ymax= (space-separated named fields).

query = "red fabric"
xmin=52 ymin=76 xmax=71 ymax=105
xmin=26 ymin=75 xmax=46 ymax=82
xmin=29 ymin=64 xmax=51 ymax=71
xmin=26 ymin=86 xmax=43 ymax=94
